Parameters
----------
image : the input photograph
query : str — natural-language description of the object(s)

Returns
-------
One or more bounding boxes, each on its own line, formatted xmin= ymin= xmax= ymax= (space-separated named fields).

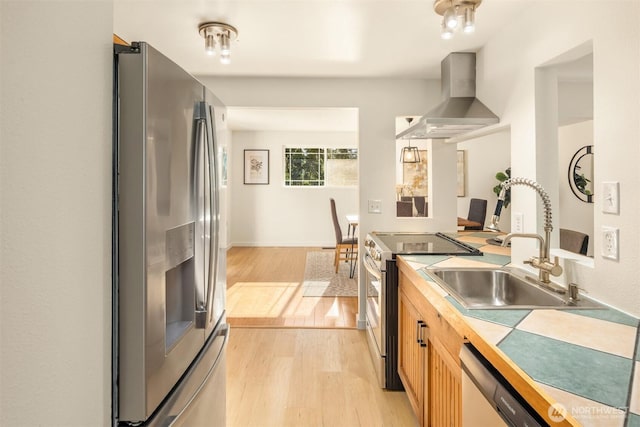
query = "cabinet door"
xmin=398 ymin=290 xmax=427 ymax=422
xmin=428 ymin=338 xmax=462 ymax=427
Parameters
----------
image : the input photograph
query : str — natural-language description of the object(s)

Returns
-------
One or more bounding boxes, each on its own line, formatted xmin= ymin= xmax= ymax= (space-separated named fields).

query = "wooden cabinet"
xmin=398 ymin=268 xmax=463 ymax=427
xmin=428 ymin=337 xmax=461 ymax=427
xmin=396 ymin=258 xmax=581 ymax=427
xmin=398 ymin=290 xmax=427 ymax=423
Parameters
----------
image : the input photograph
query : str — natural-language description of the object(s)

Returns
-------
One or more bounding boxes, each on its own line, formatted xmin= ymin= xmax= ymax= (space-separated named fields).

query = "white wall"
xmin=559 ymin=81 xmax=593 ymax=125
xmin=558 ymin=121 xmax=594 ymax=256
xmin=456 ymin=131 xmax=511 ymax=232
xmin=1 ymin=1 xmax=113 ymax=425
xmin=230 ymin=130 xmax=358 ymax=246
xmin=199 ymin=77 xmax=446 ymax=233
xmin=479 ymin=1 xmax=640 ymax=316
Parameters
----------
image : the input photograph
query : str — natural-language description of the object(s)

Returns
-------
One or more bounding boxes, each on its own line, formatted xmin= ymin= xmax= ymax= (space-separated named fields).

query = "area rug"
xmin=302 ymin=251 xmax=359 ymax=297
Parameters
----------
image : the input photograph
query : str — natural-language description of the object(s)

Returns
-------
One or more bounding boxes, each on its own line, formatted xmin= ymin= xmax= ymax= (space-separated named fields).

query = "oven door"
xmin=363 ymin=253 xmax=386 ymax=386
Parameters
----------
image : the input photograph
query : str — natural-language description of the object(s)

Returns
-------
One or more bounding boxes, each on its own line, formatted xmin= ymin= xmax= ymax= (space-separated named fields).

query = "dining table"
xmin=457 ymin=217 xmax=482 ymax=228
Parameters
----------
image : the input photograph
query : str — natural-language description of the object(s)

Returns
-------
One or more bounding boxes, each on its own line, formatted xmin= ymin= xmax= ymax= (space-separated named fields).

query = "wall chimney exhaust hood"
xmin=397 ymin=52 xmax=499 ymax=140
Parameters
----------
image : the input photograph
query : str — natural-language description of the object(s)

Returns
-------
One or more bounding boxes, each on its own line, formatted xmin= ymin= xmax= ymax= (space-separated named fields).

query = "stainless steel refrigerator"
xmin=113 ymin=42 xmax=228 ymax=426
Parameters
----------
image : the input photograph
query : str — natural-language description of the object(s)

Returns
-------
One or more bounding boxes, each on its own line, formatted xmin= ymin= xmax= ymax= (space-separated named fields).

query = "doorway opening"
xmin=224 ymin=107 xmax=360 ymax=328
xmin=536 ymin=42 xmax=594 ymax=258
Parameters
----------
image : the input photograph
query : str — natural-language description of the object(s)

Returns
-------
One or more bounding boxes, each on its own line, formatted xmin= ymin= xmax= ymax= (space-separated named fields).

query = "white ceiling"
xmin=114 ymin=1 xmax=592 ymax=131
xmin=114 ymin=0 xmax=536 ymax=131
xmin=226 ymin=107 xmax=359 ymax=131
xmin=114 ymin=0 xmax=534 ymax=79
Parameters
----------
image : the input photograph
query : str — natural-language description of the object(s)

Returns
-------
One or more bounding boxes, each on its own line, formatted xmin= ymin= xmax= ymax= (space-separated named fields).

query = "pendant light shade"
xmin=400 ymin=145 xmax=421 ymax=163
xmin=400 ymin=117 xmax=420 ymax=163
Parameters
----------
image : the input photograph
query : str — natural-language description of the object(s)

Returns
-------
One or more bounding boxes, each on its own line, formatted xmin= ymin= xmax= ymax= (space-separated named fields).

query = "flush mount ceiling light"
xmin=434 ymin=0 xmax=481 ymax=40
xmin=400 ymin=118 xmax=421 ymax=163
xmin=198 ymin=22 xmax=238 ymax=64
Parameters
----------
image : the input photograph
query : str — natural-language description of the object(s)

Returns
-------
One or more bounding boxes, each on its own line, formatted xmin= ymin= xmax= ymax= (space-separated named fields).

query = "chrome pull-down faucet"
xmin=489 ymin=177 xmax=564 ymax=291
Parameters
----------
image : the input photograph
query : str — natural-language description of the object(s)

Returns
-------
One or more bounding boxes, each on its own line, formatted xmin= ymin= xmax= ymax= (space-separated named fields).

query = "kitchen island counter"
xmin=397 ymin=231 xmax=639 ymax=427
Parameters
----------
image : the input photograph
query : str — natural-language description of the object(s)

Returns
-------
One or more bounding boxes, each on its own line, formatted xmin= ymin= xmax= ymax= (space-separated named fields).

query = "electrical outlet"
xmin=513 ymin=212 xmax=524 ymax=233
xmin=601 ymin=226 xmax=619 ymax=260
xmin=368 ymin=199 xmax=382 ymax=214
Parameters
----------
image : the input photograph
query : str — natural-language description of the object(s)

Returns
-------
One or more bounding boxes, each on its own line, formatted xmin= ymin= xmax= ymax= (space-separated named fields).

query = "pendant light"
xmin=400 ymin=118 xmax=421 ymax=163
xmin=400 ymin=142 xmax=420 ymax=163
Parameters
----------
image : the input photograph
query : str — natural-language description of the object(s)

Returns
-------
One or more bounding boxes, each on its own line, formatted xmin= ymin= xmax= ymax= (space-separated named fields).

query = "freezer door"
xmin=117 ymin=43 xmax=210 ymax=423
xmin=146 ymin=321 xmax=229 ymax=427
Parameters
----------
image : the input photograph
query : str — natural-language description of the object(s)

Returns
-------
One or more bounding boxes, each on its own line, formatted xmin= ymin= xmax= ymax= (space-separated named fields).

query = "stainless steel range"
xmin=362 ymin=232 xmax=482 ymax=390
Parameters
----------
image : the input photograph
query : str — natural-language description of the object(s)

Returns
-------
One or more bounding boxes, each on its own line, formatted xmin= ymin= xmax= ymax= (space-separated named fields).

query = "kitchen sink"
xmin=427 ymin=268 xmax=604 ymax=310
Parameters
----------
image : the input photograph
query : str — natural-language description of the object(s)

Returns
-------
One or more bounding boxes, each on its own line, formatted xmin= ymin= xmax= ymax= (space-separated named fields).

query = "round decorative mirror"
xmin=568 ymin=145 xmax=594 ymax=203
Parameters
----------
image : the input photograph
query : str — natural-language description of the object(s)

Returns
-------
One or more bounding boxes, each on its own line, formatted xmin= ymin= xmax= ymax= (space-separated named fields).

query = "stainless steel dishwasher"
xmin=460 ymin=343 xmax=548 ymax=427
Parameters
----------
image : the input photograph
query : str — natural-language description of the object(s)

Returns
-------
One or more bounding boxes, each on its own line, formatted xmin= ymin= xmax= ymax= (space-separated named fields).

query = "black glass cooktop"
xmin=374 ymin=232 xmax=482 ymax=256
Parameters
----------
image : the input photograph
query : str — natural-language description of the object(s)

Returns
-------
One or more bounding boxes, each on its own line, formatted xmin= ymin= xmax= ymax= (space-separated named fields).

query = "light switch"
xmin=602 ymin=182 xmax=619 ymax=214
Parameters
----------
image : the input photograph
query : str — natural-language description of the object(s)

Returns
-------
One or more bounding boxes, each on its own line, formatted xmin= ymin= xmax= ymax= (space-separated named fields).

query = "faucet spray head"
xmin=487 ymin=216 xmax=501 ymax=232
xmin=488 ymin=186 xmax=507 ymax=232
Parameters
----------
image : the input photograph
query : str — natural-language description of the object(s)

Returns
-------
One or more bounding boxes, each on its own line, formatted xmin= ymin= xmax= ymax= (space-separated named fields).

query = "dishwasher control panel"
xmin=460 ymin=344 xmax=547 ymax=427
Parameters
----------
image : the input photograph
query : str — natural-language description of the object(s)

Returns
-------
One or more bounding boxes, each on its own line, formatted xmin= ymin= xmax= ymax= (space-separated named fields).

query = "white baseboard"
xmin=228 ymin=241 xmax=335 ymax=248
xmin=357 ymin=318 xmax=367 ymax=330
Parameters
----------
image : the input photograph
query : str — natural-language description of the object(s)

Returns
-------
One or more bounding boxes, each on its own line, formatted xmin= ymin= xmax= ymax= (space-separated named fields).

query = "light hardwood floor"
xmin=226 ymin=247 xmax=359 ymax=328
xmin=227 ymin=328 xmax=418 ymax=427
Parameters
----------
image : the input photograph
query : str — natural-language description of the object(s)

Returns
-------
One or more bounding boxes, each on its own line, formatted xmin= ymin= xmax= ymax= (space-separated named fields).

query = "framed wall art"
xmin=244 ymin=149 xmax=269 ymax=185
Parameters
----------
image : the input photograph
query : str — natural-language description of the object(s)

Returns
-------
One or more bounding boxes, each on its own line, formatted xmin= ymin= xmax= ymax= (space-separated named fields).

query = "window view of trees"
xmin=284 ymin=148 xmax=358 ymax=186
xmin=284 ymin=148 xmax=325 ymax=186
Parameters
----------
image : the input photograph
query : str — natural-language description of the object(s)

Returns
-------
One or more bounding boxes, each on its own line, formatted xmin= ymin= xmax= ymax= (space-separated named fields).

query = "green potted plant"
xmin=493 ymin=167 xmax=511 ymax=208
xmin=574 ymin=172 xmax=592 ymax=195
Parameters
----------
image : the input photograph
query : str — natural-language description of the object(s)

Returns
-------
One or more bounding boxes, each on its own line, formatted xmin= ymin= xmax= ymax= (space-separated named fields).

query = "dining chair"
xmin=330 ymin=198 xmax=358 ymax=272
xmin=396 ymin=201 xmax=413 ymax=217
xmin=560 ymin=228 xmax=589 ymax=255
xmin=413 ymin=196 xmax=426 ymax=216
xmin=400 ymin=196 xmax=427 ymax=216
xmin=465 ymin=198 xmax=487 ymax=230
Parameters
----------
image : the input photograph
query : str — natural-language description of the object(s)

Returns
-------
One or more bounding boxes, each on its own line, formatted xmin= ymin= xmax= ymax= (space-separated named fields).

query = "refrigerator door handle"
xmin=195 ymin=101 xmax=218 ymax=329
xmin=204 ymin=103 xmax=219 ymax=326
xmin=193 ymin=102 xmax=210 ymax=329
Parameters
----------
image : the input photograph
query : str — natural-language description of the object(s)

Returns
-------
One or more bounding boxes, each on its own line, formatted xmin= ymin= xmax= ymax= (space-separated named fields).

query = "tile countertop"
xmin=398 ymin=232 xmax=640 ymax=427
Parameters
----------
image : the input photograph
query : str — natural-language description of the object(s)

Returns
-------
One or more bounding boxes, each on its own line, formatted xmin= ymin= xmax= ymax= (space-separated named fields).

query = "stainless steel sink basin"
xmin=427 ymin=268 xmax=603 ymax=310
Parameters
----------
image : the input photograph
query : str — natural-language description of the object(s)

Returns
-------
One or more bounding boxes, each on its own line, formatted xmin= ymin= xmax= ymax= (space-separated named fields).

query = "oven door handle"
xmin=363 ymin=254 xmax=382 ymax=280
